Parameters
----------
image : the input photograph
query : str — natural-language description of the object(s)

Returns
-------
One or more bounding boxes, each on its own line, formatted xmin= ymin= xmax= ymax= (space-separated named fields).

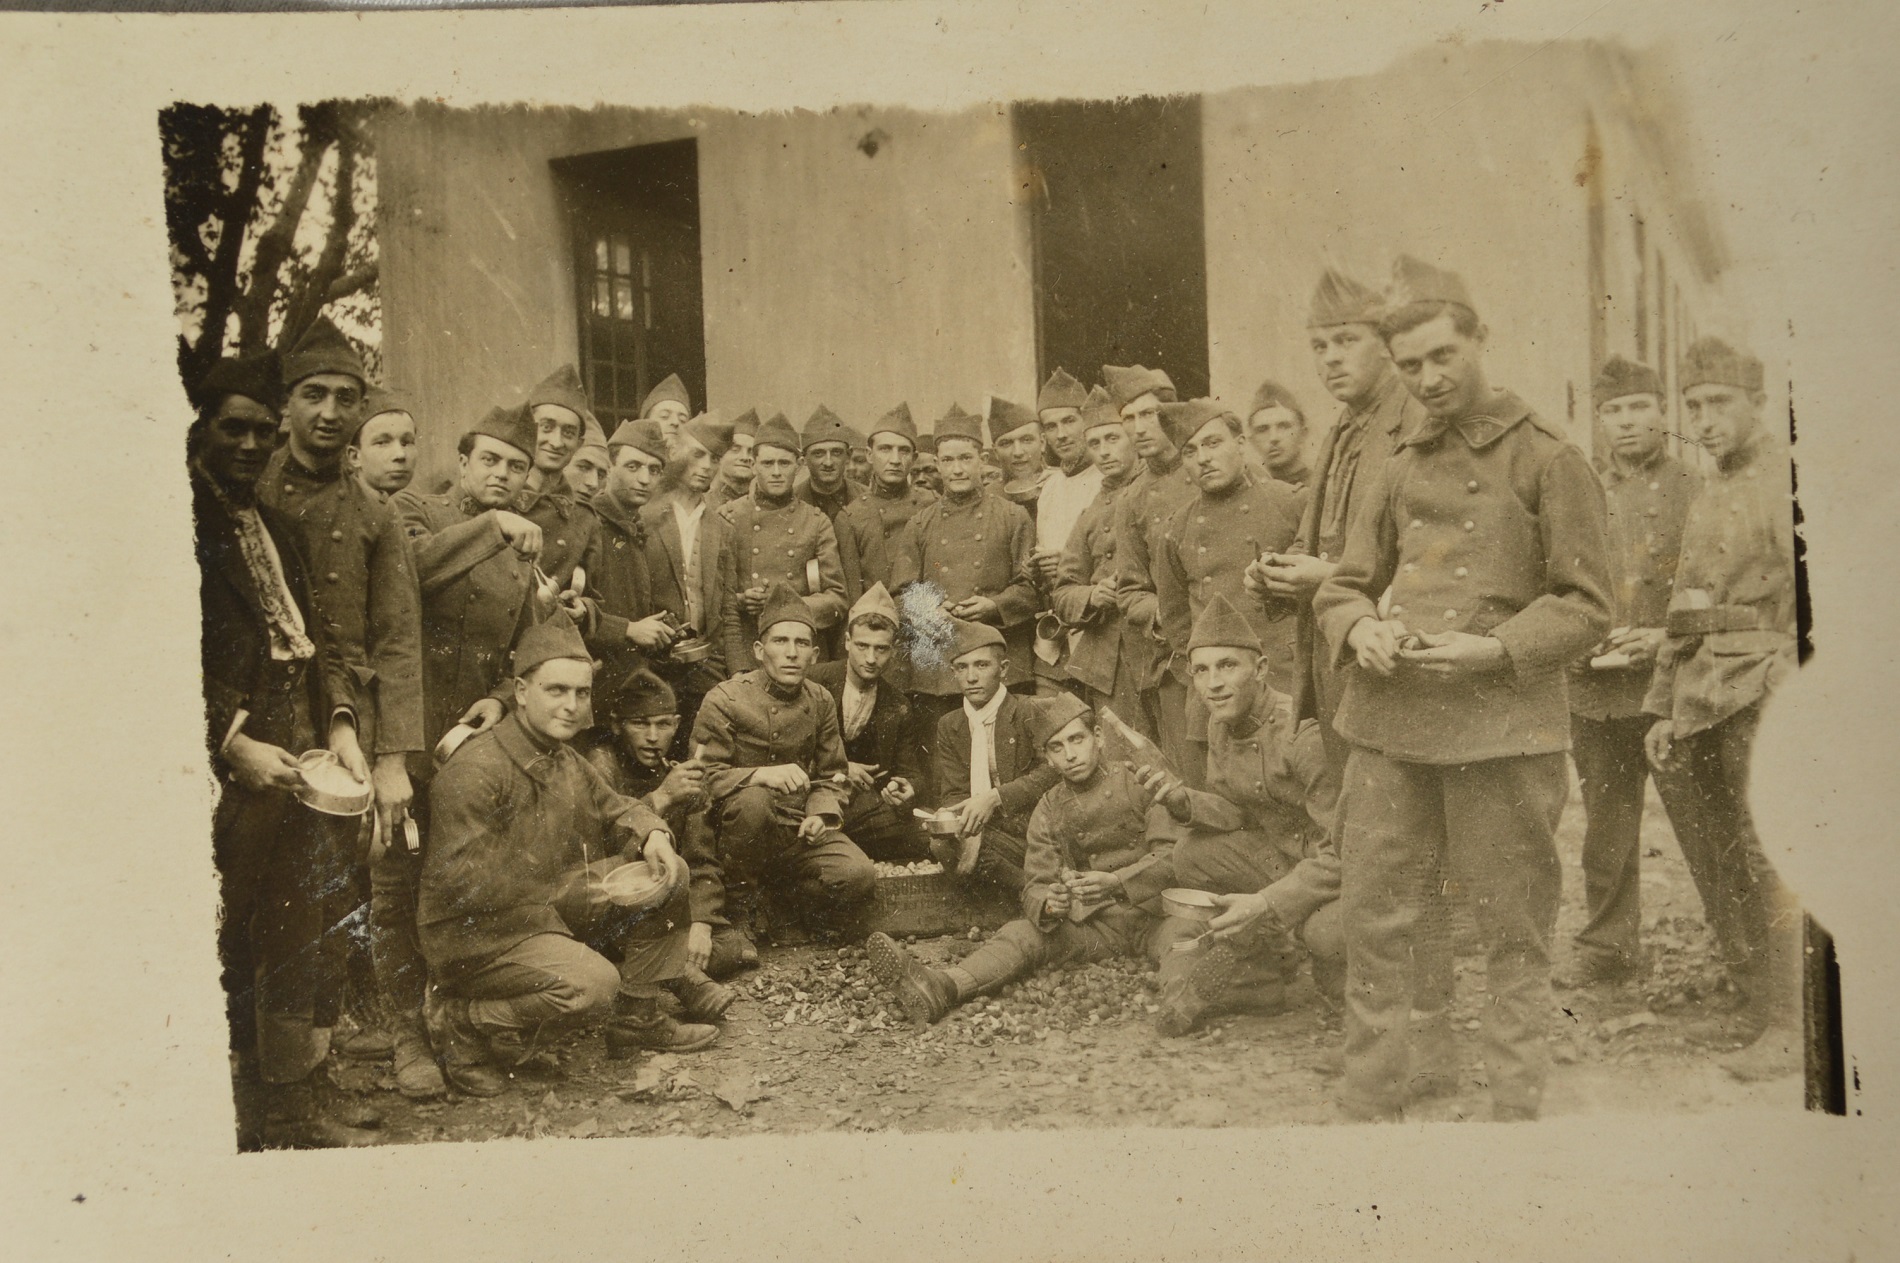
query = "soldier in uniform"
xmin=1130 ymin=596 xmax=1341 ymax=1037
xmin=987 ymin=396 xmax=1048 ymax=518
xmin=576 ymin=419 xmax=680 ymax=709
xmin=642 ymin=412 xmax=740 ymax=743
xmin=191 ymin=351 xmax=375 ymax=1147
xmin=691 ymin=583 xmax=877 ymax=940
xmin=640 ymin=372 xmax=693 ymax=444
xmin=795 ymin=405 xmax=864 ymax=525
xmin=1313 ymin=256 xmax=1612 ymax=1121
xmin=708 ymin=408 xmax=758 ymax=509
xmin=347 ymin=389 xmax=420 ymax=500
xmin=1028 ymin=369 xmax=1100 ymax=695
xmin=832 ymin=403 xmax=938 ymax=601
xmin=865 ymin=694 xmax=1174 ymax=1026
xmin=419 ymin=615 xmax=716 ymax=1097
xmin=258 ymin=319 xmax=437 ymax=1096
xmin=808 ymin=583 xmax=926 ymax=861
xmin=513 ymin=364 xmax=600 ymax=591
xmin=1562 ymin=356 xmax=1702 ymax=986
xmin=1155 ymin=398 xmax=1306 ymax=783
xmin=561 ymin=413 xmax=610 ymax=508
xmin=717 ymin=414 xmax=848 ymax=671
xmin=1243 ymin=379 xmax=1314 ymax=489
xmin=910 ymin=428 xmax=942 ymax=495
xmin=1106 ymin=363 xmax=1189 ymax=749
xmin=1051 ymin=387 xmax=1146 ymax=727
xmin=1643 ymin=336 xmax=1802 ymax=1083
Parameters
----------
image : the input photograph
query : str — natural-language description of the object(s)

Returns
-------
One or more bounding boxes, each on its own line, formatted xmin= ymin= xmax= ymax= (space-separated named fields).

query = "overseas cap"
xmin=512 ymin=611 xmax=592 ymax=677
xmin=753 ymin=413 xmax=803 ymax=457
xmin=757 ymin=580 xmax=817 ymax=636
xmin=985 ymin=397 xmax=1040 ymax=445
xmin=608 ymin=418 xmax=669 ymax=462
xmin=868 ymin=402 xmax=917 ymax=444
xmin=1029 ymin=692 xmax=1093 ymax=748
xmin=682 ymin=412 xmax=735 ymax=461
xmin=467 ymin=402 xmax=537 ymax=460
xmin=948 ymin=618 xmax=1007 ymax=661
xmin=1102 ymin=364 xmax=1178 ymax=409
xmin=848 ymin=580 xmax=900 ymax=630
xmin=282 ymin=316 xmax=366 ymax=389
xmin=803 ymin=404 xmax=860 ymax=450
xmin=1037 ymin=368 xmax=1088 ymax=414
xmin=528 ymin=364 xmax=590 ymax=418
xmin=640 ymin=373 xmax=691 ymax=417
xmin=1187 ymin=592 xmax=1263 ymax=654
xmin=1679 ymin=338 xmax=1764 ymax=394
xmin=1386 ymin=254 xmax=1476 ymax=318
xmin=193 ymin=351 xmax=284 ymax=416
xmin=1593 ymin=356 xmax=1665 ymax=407
xmin=1307 ymin=268 xmax=1386 ymax=328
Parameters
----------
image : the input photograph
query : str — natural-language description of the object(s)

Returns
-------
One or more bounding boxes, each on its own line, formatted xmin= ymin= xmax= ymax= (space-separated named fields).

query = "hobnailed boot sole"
xmin=865 ymin=932 xmax=951 ymax=1026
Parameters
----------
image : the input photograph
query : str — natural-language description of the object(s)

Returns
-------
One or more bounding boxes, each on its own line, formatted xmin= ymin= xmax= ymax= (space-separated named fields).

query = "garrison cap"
xmin=1036 ymin=368 xmax=1088 ymax=414
xmin=1386 ymin=254 xmax=1476 ymax=318
xmin=757 ymin=581 xmax=817 ymax=636
xmin=867 ymin=403 xmax=917 ymax=445
xmin=527 ymin=364 xmax=590 ymax=419
xmin=575 ymin=412 xmax=609 ymax=458
xmin=1102 ymin=364 xmax=1178 ymax=409
xmin=682 ymin=412 xmax=735 ymax=461
xmin=1029 ymin=692 xmax=1094 ymax=748
xmin=1248 ymin=380 xmax=1306 ymax=423
xmin=282 ymin=316 xmax=366 ymax=389
xmin=1593 ymin=356 xmax=1665 ymax=408
xmin=602 ymin=667 xmax=678 ymax=722
xmin=350 ymin=387 xmax=414 ymax=444
xmin=511 ymin=611 xmax=592 ymax=677
xmin=948 ymin=618 xmax=1007 ymax=661
xmin=753 ymin=413 xmax=804 ymax=457
xmin=933 ymin=403 xmax=986 ymax=449
xmin=729 ymin=408 xmax=761 ymax=437
xmin=608 ymin=418 xmax=669 ymax=462
xmin=985 ymin=397 xmax=1040 ymax=445
xmin=640 ymin=373 xmax=691 ymax=417
xmin=803 ymin=405 xmax=859 ymax=450
xmin=193 ymin=351 xmax=284 ymax=416
xmin=1307 ymin=268 xmax=1386 ymax=328
xmin=1159 ymin=398 xmax=1234 ymax=450
xmin=847 ymin=581 xmax=900 ymax=631
xmin=467 ymin=402 xmax=537 ymax=460
xmin=1679 ymin=338 xmax=1764 ymax=395
xmin=1080 ymin=384 xmax=1123 ymax=433
xmin=1187 ymin=592 xmax=1263 ymax=654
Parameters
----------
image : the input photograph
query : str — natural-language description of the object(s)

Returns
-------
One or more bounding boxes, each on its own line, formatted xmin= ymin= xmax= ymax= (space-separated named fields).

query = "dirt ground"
xmin=327 ymin=780 xmax=1801 ymax=1144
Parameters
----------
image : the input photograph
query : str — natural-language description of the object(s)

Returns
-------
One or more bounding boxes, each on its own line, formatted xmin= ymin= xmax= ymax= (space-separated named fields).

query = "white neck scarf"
xmin=963 ymin=687 xmax=1009 ymax=797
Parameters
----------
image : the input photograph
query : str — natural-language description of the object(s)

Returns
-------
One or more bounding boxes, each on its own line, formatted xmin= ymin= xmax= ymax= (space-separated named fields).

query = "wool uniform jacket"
xmin=931 ymin=691 xmax=1060 ymax=819
xmin=892 ymin=489 xmax=1040 ymax=694
xmin=1284 ymin=373 xmax=1426 ymax=730
xmin=194 ymin=466 xmax=350 ymax=763
xmin=1568 ymin=451 xmax=1701 ymax=721
xmin=418 ymin=711 xmax=672 ymax=986
xmin=796 ymin=479 xmax=871 ymax=609
xmin=807 ymin=660 xmax=924 ymax=787
xmin=257 ymin=448 xmax=424 ymax=755
xmin=1156 ymin=470 xmax=1306 ymax=695
xmin=1313 ymin=388 xmax=1614 ymax=764
xmin=640 ymin=494 xmax=739 ymax=681
xmin=1050 ymin=470 xmax=1142 ymax=700
xmin=578 ymin=493 xmax=660 ymax=697
xmin=832 ymin=482 xmax=938 ymax=600
xmin=716 ymin=492 xmax=849 ymax=669
xmin=1173 ymin=687 xmax=1338 ymax=928
xmin=514 ymin=481 xmax=602 ymax=592
xmin=1021 ymin=763 xmax=1175 ymax=926
xmin=1642 ymin=433 xmax=1797 ymax=737
xmin=584 ymin=740 xmax=731 ymax=932
xmin=691 ymin=669 xmax=850 ymax=821
xmin=1112 ymin=457 xmax=1200 ymax=691
xmin=393 ymin=488 xmax=537 ymax=751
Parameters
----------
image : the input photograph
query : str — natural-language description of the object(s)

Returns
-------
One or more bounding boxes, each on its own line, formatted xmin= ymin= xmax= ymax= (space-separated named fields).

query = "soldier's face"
xmin=1246 ymin=405 xmax=1306 ymax=477
xmin=1310 ymin=323 xmax=1388 ymax=405
xmin=868 ymin=434 xmax=915 ymax=490
xmin=671 ymin=434 xmax=716 ymax=494
xmin=1388 ymin=312 xmax=1488 ymax=420
xmin=719 ymin=433 xmax=756 ymax=487
xmin=1189 ymin=645 xmax=1267 ymax=725
xmin=1122 ymin=393 xmax=1166 ymax=459
xmin=1038 ymin=407 xmax=1085 ymax=464
xmin=199 ymin=394 xmax=281 ymax=489
xmin=848 ymin=449 xmax=872 ymax=485
xmin=806 ymin=440 xmax=850 ymax=491
xmin=756 ymin=622 xmax=815 ymax=686
xmin=607 ymin=444 xmax=666 ymax=507
xmin=460 ymin=436 xmax=531 ymax=507
xmin=284 ymin=373 xmax=363 ymax=459
xmin=936 ymin=438 xmax=985 ymax=496
xmin=753 ymin=445 xmax=799 ymax=497
xmin=845 ymin=622 xmax=896 ymax=683
xmin=1042 ymin=718 xmax=1102 ymax=784
xmin=911 ymin=454 xmax=941 ymax=492
xmin=993 ymin=425 xmax=1044 ymax=479
xmin=1183 ymin=418 xmax=1247 ymax=493
xmin=1598 ymin=393 xmax=1668 ymax=464
xmin=350 ymin=411 xmax=418 ymax=495
xmin=953 ymin=648 xmax=1005 ymax=707
xmin=515 ymin=658 xmax=593 ymax=744
xmin=1083 ymin=421 xmax=1136 ymax=481
xmin=1683 ymin=384 xmax=1764 ymax=465
xmin=564 ymin=448 xmax=610 ymax=505
xmin=530 ymin=404 xmax=583 ymax=473
xmin=648 ymin=400 xmax=691 ymax=441
xmin=618 ymin=715 xmax=680 ymax=770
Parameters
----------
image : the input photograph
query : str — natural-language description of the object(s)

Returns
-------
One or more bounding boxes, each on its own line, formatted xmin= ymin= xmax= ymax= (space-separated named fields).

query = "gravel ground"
xmin=326 ymin=778 xmax=1802 ymax=1144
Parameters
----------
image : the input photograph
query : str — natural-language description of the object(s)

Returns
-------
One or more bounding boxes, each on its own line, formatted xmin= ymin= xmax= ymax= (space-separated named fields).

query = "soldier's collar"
xmin=495 ymin=710 xmax=567 ymax=780
xmin=1401 ymin=388 xmax=1536 ymax=451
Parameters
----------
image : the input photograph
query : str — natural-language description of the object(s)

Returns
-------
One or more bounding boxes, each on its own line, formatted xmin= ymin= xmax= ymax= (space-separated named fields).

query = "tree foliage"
xmin=162 ymin=100 xmax=382 ymax=391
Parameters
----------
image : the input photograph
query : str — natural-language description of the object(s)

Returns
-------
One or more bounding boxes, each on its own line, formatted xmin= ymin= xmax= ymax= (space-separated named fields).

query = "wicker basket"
xmin=870 ymin=871 xmax=970 ymax=938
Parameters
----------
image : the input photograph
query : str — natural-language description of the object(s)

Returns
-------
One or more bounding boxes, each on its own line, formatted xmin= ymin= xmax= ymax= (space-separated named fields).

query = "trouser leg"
xmin=784 ymin=832 xmax=878 ymax=939
xmin=453 ymin=933 xmax=622 ymax=1037
xmin=368 ymin=822 xmax=429 ymax=1017
xmin=908 ymin=692 xmax=961 ymax=806
xmin=586 ymin=882 xmax=694 ymax=997
xmin=946 ymin=918 xmax=1115 ymax=997
xmin=1569 ymin=713 xmax=1650 ymax=970
xmin=1301 ymin=901 xmax=1347 ymax=1005
xmin=703 ymin=925 xmax=757 ymax=980
xmin=1338 ymin=749 xmax=1443 ymax=1119
xmin=971 ymin=824 xmax=1030 ymax=895
xmin=841 ymin=791 xmax=928 ymax=862
xmin=1444 ymin=754 xmax=1568 ymax=1118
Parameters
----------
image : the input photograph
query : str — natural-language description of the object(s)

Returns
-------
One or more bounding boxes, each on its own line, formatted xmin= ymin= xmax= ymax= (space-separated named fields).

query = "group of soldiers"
xmin=191 ymin=251 xmax=1800 ymax=1148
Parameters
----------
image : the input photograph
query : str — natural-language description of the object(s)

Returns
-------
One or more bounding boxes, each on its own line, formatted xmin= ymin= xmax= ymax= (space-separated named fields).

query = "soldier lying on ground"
xmin=866 ymin=694 xmax=1174 ymax=1025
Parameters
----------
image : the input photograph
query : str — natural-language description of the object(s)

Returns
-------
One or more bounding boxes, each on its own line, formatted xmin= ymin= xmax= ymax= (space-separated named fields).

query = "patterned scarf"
xmin=196 ymin=460 xmax=315 ymax=662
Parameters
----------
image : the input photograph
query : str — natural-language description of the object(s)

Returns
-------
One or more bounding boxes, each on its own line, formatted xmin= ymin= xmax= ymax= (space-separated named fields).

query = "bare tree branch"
xmin=186 ymin=105 xmax=272 ymax=385
xmin=237 ymin=104 xmax=337 ymax=354
xmin=325 ymin=260 xmax=379 ymax=304
xmin=281 ymin=126 xmax=359 ymax=348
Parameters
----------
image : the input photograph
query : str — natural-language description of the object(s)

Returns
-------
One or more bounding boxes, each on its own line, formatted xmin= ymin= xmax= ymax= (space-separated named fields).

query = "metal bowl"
xmin=913 ymin=807 xmax=963 ymax=836
xmin=669 ymin=636 xmax=713 ymax=664
xmin=597 ymin=861 xmax=671 ymax=910
xmin=1160 ymin=887 xmax=1222 ymax=922
xmin=294 ymin=749 xmax=372 ymax=817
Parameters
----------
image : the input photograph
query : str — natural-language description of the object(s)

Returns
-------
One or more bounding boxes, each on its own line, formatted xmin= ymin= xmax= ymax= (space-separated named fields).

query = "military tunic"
xmin=393 ymin=488 xmax=537 ymax=751
xmin=1050 ymin=468 xmax=1142 ymax=719
xmin=1113 ymin=457 xmax=1201 ymax=757
xmin=891 ymin=489 xmax=1039 ymax=694
xmin=258 ymin=448 xmax=424 ymax=755
xmin=716 ymin=492 xmax=849 ymax=669
xmin=580 ymin=493 xmax=660 ymax=702
xmin=514 ymin=480 xmax=602 ymax=592
xmin=642 ymin=493 xmax=739 ymax=704
xmin=833 ymin=481 xmax=938 ymax=599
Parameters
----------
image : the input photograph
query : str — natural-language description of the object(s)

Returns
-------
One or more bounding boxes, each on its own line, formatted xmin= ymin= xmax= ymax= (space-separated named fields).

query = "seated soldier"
xmin=417 ymin=615 xmax=719 ymax=1097
xmin=582 ymin=667 xmax=752 ymax=1013
xmin=807 ymin=582 xmax=926 ymax=862
xmin=867 ymin=694 xmax=1174 ymax=1024
xmin=692 ymin=582 xmax=877 ymax=940
xmin=931 ymin=620 xmax=1059 ymax=894
xmin=1131 ymin=594 xmax=1342 ymax=1037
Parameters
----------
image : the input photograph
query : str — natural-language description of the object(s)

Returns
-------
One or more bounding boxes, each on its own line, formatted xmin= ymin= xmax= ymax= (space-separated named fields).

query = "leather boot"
xmin=865 ymin=932 xmax=957 ymax=1026
xmin=669 ymin=968 xmax=734 ymax=1023
xmin=259 ymin=1077 xmax=380 ymax=1150
xmin=1407 ymin=1009 xmax=1460 ymax=1101
xmin=421 ymin=988 xmax=508 ymax=1097
xmin=390 ymin=1013 xmax=448 ymax=1100
xmin=1719 ymin=1019 xmax=1801 ymax=1083
xmin=605 ymin=993 xmax=719 ymax=1059
xmin=1152 ymin=941 xmax=1245 ymax=1037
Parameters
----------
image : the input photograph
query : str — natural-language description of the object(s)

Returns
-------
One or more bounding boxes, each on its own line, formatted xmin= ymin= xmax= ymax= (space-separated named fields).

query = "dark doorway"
xmin=1014 ymin=96 xmax=1210 ymax=399
xmin=553 ymin=139 xmax=705 ymax=428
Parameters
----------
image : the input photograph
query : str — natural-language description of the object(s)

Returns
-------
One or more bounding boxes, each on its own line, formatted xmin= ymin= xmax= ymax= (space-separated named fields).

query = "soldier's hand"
xmin=1208 ymin=890 xmax=1275 ymax=941
xmin=1031 ymin=549 xmax=1061 ymax=585
xmin=1612 ymin=626 xmax=1666 ymax=666
xmin=370 ymin=752 xmax=413 ymax=845
xmin=1043 ymin=879 xmax=1072 ymax=919
xmin=643 ymin=832 xmax=689 ymax=893
xmin=1068 ymin=870 xmax=1123 ymax=903
xmin=653 ymin=761 xmax=705 ymax=813
xmin=797 ymin=814 xmax=830 ymax=843
xmin=492 ymin=511 xmax=544 ymax=558
xmin=687 ymin=922 xmax=714 ymax=972
xmin=626 ymin=614 xmax=679 ymax=651
xmin=738 ymin=586 xmax=769 ymax=615
xmin=458 ymin=697 xmax=506 ymax=733
xmin=1253 ymin=551 xmax=1334 ymax=598
xmin=880 ymin=776 xmax=916 ymax=808
xmin=328 ymin=720 xmax=371 ymax=786
xmin=226 ymin=733 xmax=304 ymax=792
xmin=1347 ymin=616 xmax=1406 ymax=676
xmin=955 ymin=788 xmax=1002 ymax=837
xmin=846 ymin=761 xmax=881 ymax=793
xmin=949 ymin=595 xmax=1001 ymax=623
xmin=1400 ymin=630 xmax=1507 ymax=676
xmin=1132 ymin=763 xmax=1191 ymax=820
xmin=752 ymin=764 xmax=810 ymax=795
xmin=1088 ymin=583 xmax=1119 ymax=613
xmin=1644 ymin=719 xmax=1677 ymax=771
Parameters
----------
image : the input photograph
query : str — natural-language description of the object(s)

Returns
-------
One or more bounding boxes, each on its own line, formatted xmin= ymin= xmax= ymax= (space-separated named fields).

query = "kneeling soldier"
xmin=691 ymin=582 xmax=878 ymax=939
xmin=808 ymin=582 xmax=927 ymax=860
xmin=418 ymin=615 xmax=717 ymax=1097
xmin=1133 ymin=595 xmax=1342 ymax=1037
xmin=867 ymin=694 xmax=1174 ymax=1024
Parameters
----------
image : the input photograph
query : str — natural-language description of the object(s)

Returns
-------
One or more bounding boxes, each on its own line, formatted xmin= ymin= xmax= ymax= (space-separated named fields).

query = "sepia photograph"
xmin=168 ymin=38 xmax=1825 ymax=1150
